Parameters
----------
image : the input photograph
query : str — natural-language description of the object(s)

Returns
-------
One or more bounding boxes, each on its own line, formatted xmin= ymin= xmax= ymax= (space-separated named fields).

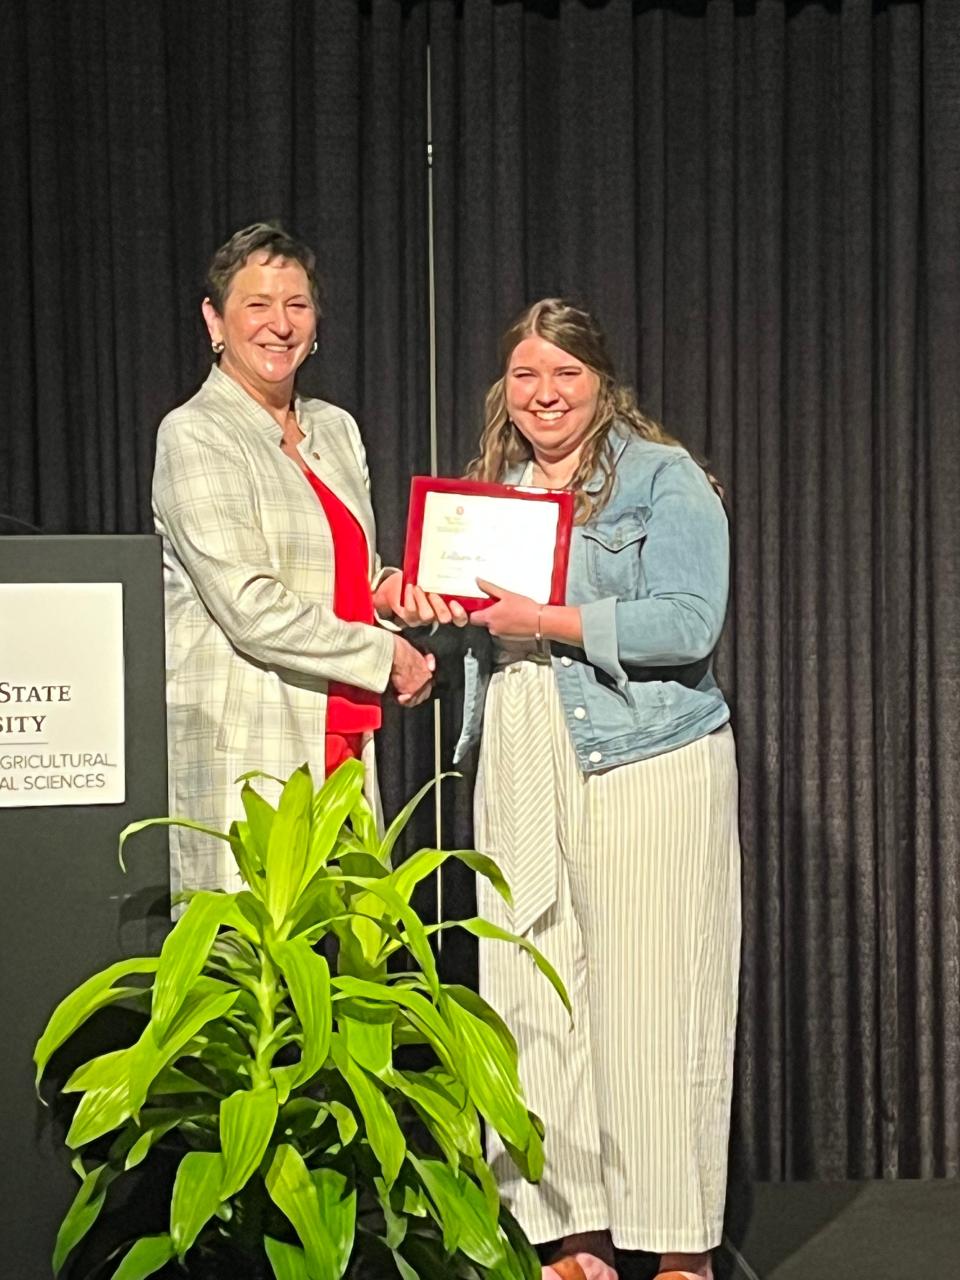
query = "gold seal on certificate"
xmin=402 ymin=476 xmax=574 ymax=609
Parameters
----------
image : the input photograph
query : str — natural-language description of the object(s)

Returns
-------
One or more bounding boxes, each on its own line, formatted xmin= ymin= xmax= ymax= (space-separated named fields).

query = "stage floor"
xmin=611 ymin=1179 xmax=960 ymax=1279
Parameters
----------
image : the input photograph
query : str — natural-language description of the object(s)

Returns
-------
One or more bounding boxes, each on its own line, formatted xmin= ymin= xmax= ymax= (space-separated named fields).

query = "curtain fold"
xmin=429 ymin=0 xmax=960 ymax=1180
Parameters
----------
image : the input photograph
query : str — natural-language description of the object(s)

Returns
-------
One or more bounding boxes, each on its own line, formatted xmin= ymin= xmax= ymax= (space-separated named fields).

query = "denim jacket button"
xmin=589 ymin=750 xmax=603 ymax=763
xmin=560 ymin=656 xmax=573 ymax=667
xmin=574 ymin=706 xmax=587 ymax=720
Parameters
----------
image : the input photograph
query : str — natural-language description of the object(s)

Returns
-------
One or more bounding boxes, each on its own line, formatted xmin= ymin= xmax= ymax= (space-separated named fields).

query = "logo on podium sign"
xmin=0 ymin=583 xmax=125 ymax=807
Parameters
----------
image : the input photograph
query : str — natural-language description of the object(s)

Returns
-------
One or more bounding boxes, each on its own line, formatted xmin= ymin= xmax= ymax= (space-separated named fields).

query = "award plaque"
xmin=402 ymin=476 xmax=574 ymax=609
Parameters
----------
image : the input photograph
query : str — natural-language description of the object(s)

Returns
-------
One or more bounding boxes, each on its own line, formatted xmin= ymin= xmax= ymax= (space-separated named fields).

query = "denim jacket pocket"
xmin=580 ymin=515 xmax=647 ymax=597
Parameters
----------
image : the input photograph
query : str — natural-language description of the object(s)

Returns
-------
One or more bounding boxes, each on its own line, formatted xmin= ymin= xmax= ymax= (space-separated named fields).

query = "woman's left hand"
xmin=469 ymin=579 xmax=540 ymax=638
xmin=375 ymin=572 xmax=469 ymax=628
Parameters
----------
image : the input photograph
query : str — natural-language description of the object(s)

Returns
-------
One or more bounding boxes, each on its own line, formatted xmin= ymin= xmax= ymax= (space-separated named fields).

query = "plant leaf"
xmin=65 ymin=1070 xmax=136 ymax=1150
xmin=498 ymin=1205 xmax=542 ymax=1280
xmin=152 ymin=892 xmax=238 ymax=1037
xmin=108 ymin=1234 xmax=175 ymax=1280
xmin=331 ymin=976 xmax=457 ymax=1071
xmin=339 ymin=1001 xmax=394 ymax=1077
xmin=63 ymin=1045 xmax=138 ymax=1095
xmin=338 ymin=850 xmax=390 ymax=880
xmin=272 ymin=938 xmax=332 ymax=1084
xmin=241 ymin=781 xmax=276 ymax=863
xmin=373 ymin=1174 xmax=408 ymax=1249
xmin=264 ymin=1236 xmax=311 ymax=1280
xmin=469 ymin=1153 xmax=502 ymax=1227
xmin=287 ymin=875 xmax=346 ymax=939
xmin=452 ymin=918 xmax=571 ymax=1015
xmin=230 ymin=820 xmax=266 ymax=897
xmin=383 ymin=847 xmax=446 ymax=905
xmin=500 ymin=1122 xmax=545 ymax=1188
xmin=271 ymin=1064 xmax=297 ymax=1106
xmin=444 ymin=985 xmax=520 ymax=1063
xmin=129 ymin=988 xmax=240 ymax=1112
xmin=378 ymin=772 xmax=458 ymax=866
xmin=34 ymin=958 xmax=159 ymax=1086
xmin=311 ymin=1167 xmax=357 ymax=1276
xmin=219 ymin=1085 xmax=278 ymax=1198
xmin=405 ymin=1158 xmax=456 ymax=1256
xmin=123 ymin=1111 xmax=188 ymax=1170
xmin=408 ymin=1155 xmax=505 ymax=1269
xmin=67 ymin=990 xmax=239 ymax=1148
xmin=236 ymin=768 xmax=287 ymax=785
xmin=170 ymin=1150 xmax=224 ymax=1256
xmin=448 ymin=849 xmax=514 ymax=903
xmin=53 ymin=1162 xmax=112 ymax=1273
xmin=391 ymin=1250 xmax=422 ymax=1280
xmin=389 ymin=848 xmax=512 ymax=911
xmin=149 ymin=1064 xmax=218 ymax=1096
xmin=315 ymin=1100 xmax=359 ymax=1148
xmin=265 ymin=1144 xmax=339 ymax=1278
xmin=329 ymin=875 xmax=439 ymax=997
xmin=265 ymin=765 xmax=314 ymax=928
xmin=440 ymin=995 xmax=531 ymax=1154
xmin=304 ymin=758 xmax=366 ymax=888
xmin=348 ymin=790 xmax=380 ymax=855
xmin=278 ymin=1097 xmax=350 ymax=1146
xmin=231 ymin=890 xmax=272 ymax=943
xmin=390 ymin=1069 xmax=481 ymax=1167
xmin=330 ymin=1033 xmax=406 ymax=1187
xmin=119 ymin=815 xmax=229 ymax=870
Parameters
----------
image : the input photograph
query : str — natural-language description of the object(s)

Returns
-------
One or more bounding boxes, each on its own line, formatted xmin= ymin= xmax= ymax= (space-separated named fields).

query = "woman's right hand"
xmin=375 ymin=572 xmax=469 ymax=628
xmin=390 ymin=634 xmax=436 ymax=707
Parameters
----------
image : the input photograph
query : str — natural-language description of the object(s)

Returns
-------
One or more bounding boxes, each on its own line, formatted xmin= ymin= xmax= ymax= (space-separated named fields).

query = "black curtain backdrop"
xmin=3 ymin=0 xmax=959 ymax=1186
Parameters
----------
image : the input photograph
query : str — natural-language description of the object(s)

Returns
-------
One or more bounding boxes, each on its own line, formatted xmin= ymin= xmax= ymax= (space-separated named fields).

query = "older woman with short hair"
xmin=153 ymin=221 xmax=433 ymax=898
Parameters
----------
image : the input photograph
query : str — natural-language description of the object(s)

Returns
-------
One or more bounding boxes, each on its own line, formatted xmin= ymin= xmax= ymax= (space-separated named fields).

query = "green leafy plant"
xmin=35 ymin=761 xmax=568 ymax=1280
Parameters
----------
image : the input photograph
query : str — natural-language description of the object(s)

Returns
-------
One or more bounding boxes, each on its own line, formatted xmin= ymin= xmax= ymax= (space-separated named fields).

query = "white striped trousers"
xmin=475 ymin=660 xmax=741 ymax=1254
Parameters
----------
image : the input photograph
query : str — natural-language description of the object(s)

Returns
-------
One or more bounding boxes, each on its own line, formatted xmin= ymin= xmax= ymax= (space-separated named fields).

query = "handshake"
xmin=377 ymin=570 xmax=548 ymax=709
xmin=389 ymin=633 xmax=436 ymax=708
xmin=377 ymin=573 xmax=470 ymax=710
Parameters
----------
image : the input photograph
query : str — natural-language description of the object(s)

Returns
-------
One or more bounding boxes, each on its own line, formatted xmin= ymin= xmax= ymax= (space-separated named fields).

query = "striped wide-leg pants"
xmin=475 ymin=660 xmax=741 ymax=1254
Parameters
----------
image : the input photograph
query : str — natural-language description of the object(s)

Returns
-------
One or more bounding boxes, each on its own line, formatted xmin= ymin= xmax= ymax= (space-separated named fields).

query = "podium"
xmin=0 ymin=536 xmax=169 ymax=1276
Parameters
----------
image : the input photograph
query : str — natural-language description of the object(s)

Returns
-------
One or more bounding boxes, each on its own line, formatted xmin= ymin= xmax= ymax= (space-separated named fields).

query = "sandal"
xmin=544 ymin=1262 xmax=587 ymax=1280
xmin=546 ymin=1254 xmax=618 ymax=1280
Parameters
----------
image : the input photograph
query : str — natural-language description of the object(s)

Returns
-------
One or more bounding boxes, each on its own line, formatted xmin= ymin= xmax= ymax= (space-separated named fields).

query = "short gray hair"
xmin=205 ymin=221 xmax=323 ymax=316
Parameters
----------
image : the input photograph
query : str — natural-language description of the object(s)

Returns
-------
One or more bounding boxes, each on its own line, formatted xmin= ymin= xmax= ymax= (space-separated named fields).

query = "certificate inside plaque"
xmin=402 ymin=477 xmax=573 ymax=609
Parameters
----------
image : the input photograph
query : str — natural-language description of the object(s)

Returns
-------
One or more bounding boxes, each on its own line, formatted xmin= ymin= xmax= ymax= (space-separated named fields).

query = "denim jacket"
xmin=453 ymin=424 xmax=731 ymax=774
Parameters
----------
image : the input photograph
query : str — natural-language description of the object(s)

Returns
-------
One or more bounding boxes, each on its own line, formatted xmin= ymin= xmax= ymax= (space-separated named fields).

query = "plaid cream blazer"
xmin=153 ymin=365 xmax=395 ymax=897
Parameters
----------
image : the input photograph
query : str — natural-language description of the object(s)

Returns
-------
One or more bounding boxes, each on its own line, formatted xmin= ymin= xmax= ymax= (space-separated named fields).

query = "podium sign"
xmin=0 ymin=536 xmax=168 ymax=1279
xmin=0 ymin=582 xmax=125 ymax=806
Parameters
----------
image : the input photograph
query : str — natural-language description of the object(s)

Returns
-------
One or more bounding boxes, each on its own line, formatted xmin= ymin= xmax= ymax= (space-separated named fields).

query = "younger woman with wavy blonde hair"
xmin=467 ymin=298 xmax=707 ymax=523
xmin=456 ymin=298 xmax=740 ymax=1280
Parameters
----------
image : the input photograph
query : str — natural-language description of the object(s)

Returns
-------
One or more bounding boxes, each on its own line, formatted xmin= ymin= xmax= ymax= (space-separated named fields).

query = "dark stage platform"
xmin=613 ymin=1180 xmax=960 ymax=1279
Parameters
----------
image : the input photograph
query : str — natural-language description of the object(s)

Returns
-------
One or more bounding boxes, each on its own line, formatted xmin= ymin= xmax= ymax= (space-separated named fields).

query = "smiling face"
xmin=504 ymin=334 xmax=601 ymax=465
xmin=202 ymin=252 xmax=317 ymax=406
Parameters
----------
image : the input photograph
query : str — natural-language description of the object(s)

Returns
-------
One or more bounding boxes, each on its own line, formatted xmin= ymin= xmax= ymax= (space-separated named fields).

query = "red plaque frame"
xmin=401 ymin=476 xmax=574 ymax=611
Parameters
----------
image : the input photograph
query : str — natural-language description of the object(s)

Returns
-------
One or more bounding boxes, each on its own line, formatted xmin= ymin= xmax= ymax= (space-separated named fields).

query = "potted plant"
xmin=35 ymin=761 xmax=568 ymax=1279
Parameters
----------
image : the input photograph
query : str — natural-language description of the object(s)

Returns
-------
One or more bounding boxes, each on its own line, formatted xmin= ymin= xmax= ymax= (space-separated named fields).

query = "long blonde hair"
xmin=466 ymin=298 xmax=698 ymax=522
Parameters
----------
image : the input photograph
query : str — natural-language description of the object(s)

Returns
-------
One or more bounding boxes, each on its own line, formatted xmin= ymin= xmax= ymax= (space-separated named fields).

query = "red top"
xmin=302 ymin=469 xmax=382 ymax=734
